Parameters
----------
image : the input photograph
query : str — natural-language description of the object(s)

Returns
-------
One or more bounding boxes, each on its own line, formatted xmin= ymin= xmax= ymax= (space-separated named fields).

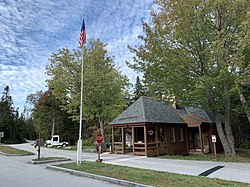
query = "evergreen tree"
xmin=0 ymin=86 xmax=26 ymax=143
xmin=30 ymin=90 xmax=78 ymax=143
xmin=133 ymin=76 xmax=146 ymax=101
xmin=0 ymin=86 xmax=14 ymax=141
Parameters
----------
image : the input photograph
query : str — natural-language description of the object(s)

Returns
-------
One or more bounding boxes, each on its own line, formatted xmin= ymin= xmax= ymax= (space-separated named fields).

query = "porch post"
xmin=186 ymin=126 xmax=189 ymax=153
xmin=155 ymin=126 xmax=159 ymax=156
xmin=199 ymin=126 xmax=204 ymax=153
xmin=144 ymin=125 xmax=147 ymax=156
xmin=132 ymin=126 xmax=135 ymax=155
xmin=112 ymin=126 xmax=114 ymax=153
xmin=122 ymin=127 xmax=125 ymax=154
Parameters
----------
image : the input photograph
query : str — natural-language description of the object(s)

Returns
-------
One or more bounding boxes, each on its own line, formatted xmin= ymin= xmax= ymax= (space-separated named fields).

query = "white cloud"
xmin=0 ymin=0 xmax=153 ymax=110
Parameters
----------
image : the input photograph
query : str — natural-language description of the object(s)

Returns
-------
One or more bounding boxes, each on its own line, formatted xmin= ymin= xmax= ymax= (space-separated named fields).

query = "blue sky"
xmin=0 ymin=0 xmax=154 ymax=110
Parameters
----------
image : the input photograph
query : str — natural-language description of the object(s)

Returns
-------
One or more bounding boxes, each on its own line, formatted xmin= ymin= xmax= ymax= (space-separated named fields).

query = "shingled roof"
xmin=177 ymin=107 xmax=212 ymax=127
xmin=110 ymin=96 xmax=186 ymax=125
xmin=176 ymin=107 xmax=225 ymax=127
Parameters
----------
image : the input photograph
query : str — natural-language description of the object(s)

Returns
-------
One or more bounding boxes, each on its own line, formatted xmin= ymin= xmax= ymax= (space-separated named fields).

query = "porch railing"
xmin=134 ymin=142 xmax=158 ymax=156
xmin=113 ymin=142 xmax=123 ymax=154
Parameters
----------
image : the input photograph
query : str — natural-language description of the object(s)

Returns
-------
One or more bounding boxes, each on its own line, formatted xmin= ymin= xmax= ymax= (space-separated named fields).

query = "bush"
xmin=3 ymin=138 xmax=26 ymax=144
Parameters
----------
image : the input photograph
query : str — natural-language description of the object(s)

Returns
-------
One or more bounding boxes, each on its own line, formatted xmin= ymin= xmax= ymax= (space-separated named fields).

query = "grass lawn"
xmin=57 ymin=161 xmax=250 ymax=187
xmin=0 ymin=146 xmax=34 ymax=155
xmin=32 ymin=157 xmax=66 ymax=161
xmin=49 ymin=145 xmax=97 ymax=152
xmin=159 ymin=149 xmax=250 ymax=163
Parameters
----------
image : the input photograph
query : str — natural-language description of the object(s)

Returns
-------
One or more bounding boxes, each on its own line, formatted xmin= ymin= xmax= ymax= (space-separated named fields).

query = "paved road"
xmin=9 ymin=142 xmax=250 ymax=184
xmin=0 ymin=144 xmax=122 ymax=187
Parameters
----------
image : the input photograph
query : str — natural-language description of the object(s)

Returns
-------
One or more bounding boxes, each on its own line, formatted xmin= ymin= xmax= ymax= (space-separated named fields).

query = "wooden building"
xmin=110 ymin=96 xmax=188 ymax=156
xmin=177 ymin=107 xmax=223 ymax=154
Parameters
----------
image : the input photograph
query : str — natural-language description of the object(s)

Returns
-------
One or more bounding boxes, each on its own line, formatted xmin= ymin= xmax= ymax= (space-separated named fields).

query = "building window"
xmin=158 ymin=127 xmax=164 ymax=142
xmin=147 ymin=127 xmax=155 ymax=142
xmin=179 ymin=127 xmax=184 ymax=142
xmin=170 ymin=128 xmax=176 ymax=143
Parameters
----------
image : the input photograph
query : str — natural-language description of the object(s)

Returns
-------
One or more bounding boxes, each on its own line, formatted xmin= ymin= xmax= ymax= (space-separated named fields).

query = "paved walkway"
xmin=10 ymin=142 xmax=250 ymax=184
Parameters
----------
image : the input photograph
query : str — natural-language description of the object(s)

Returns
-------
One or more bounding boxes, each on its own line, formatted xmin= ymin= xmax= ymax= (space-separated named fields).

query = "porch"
xmin=111 ymin=123 xmax=188 ymax=156
xmin=187 ymin=124 xmax=222 ymax=154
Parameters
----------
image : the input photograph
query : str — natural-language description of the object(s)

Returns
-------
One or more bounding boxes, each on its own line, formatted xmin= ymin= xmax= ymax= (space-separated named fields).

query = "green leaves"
xmin=128 ymin=0 xmax=249 ymax=107
xmin=45 ymin=39 xmax=129 ymax=135
xmin=127 ymin=0 xmax=250 ymax=155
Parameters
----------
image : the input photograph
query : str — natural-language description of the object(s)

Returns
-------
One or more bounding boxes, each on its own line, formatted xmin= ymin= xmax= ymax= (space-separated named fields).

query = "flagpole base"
xmin=76 ymin=139 xmax=82 ymax=164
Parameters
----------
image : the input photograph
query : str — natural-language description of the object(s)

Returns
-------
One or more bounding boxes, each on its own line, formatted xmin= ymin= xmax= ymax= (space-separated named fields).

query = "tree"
xmin=0 ymin=86 xmax=26 ymax=143
xmin=128 ymin=0 xmax=250 ymax=156
xmin=0 ymin=86 xmax=15 ymax=141
xmin=236 ymin=17 xmax=250 ymax=124
xmin=46 ymin=39 xmax=129 ymax=145
xmin=132 ymin=76 xmax=146 ymax=102
xmin=26 ymin=90 xmax=43 ymax=116
xmin=30 ymin=90 xmax=78 ymax=143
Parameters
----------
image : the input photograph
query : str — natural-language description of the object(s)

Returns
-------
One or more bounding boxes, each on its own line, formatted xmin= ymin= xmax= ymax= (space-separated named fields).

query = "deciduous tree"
xmin=128 ymin=0 xmax=250 ymax=156
xmin=46 ymin=39 xmax=129 ymax=144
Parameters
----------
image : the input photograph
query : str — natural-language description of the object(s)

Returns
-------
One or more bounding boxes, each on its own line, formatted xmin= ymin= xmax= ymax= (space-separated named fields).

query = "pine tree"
xmin=133 ymin=76 xmax=145 ymax=101
xmin=0 ymin=86 xmax=26 ymax=143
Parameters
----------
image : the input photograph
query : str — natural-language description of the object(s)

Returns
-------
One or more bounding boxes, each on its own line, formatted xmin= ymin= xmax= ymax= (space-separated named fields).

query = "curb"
xmin=0 ymin=151 xmax=35 ymax=156
xmin=32 ymin=158 xmax=71 ymax=164
xmin=46 ymin=165 xmax=154 ymax=187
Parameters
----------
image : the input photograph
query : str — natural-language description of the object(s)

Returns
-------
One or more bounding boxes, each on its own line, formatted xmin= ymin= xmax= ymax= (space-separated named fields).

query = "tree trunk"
xmin=224 ymin=84 xmax=235 ymax=156
xmin=51 ymin=111 xmax=55 ymax=138
xmin=51 ymin=117 xmax=55 ymax=137
xmin=239 ymin=92 xmax=250 ymax=124
xmin=209 ymin=89 xmax=235 ymax=156
xmin=214 ymin=112 xmax=232 ymax=156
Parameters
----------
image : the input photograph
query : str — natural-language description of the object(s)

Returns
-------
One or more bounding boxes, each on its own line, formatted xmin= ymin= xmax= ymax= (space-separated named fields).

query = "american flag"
xmin=79 ymin=18 xmax=86 ymax=47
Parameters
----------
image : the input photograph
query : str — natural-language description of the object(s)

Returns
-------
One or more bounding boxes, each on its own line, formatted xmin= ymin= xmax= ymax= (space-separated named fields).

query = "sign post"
xmin=35 ymin=139 xmax=42 ymax=160
xmin=0 ymin=132 xmax=4 ymax=144
xmin=211 ymin=135 xmax=217 ymax=159
xmin=96 ymin=133 xmax=103 ymax=162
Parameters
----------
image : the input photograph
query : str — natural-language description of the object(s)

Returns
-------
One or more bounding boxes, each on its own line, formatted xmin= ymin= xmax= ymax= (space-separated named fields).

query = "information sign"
xmin=212 ymin=135 xmax=216 ymax=143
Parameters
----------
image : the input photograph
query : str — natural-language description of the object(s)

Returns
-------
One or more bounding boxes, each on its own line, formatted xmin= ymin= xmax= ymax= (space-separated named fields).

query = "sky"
xmin=0 ymin=0 xmax=154 ymax=111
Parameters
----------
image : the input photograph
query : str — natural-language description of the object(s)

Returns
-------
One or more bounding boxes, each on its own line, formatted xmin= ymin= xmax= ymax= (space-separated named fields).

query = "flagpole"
xmin=76 ymin=16 xmax=85 ymax=165
xmin=76 ymin=46 xmax=84 ymax=164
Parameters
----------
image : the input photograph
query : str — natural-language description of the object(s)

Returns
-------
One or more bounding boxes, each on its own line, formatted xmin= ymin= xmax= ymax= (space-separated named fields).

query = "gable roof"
xmin=185 ymin=107 xmax=212 ymax=123
xmin=176 ymin=107 xmax=223 ymax=127
xmin=110 ymin=96 xmax=186 ymax=125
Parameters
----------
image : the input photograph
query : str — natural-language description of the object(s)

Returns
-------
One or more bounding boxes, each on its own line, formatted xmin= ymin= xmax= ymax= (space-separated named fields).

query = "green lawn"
xmin=57 ymin=161 xmax=250 ymax=187
xmin=0 ymin=146 xmax=34 ymax=155
xmin=48 ymin=145 xmax=97 ymax=152
xmin=160 ymin=149 xmax=250 ymax=163
xmin=32 ymin=157 xmax=65 ymax=161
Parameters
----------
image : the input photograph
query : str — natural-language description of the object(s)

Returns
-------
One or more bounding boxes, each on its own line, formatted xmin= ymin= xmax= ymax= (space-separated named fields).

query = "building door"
xmin=188 ymin=129 xmax=195 ymax=149
xmin=188 ymin=128 xmax=201 ymax=150
xmin=157 ymin=127 xmax=167 ymax=155
xmin=194 ymin=132 xmax=201 ymax=150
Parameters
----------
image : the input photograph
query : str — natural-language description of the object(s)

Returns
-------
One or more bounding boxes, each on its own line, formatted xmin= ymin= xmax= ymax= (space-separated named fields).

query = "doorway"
xmin=188 ymin=127 xmax=201 ymax=150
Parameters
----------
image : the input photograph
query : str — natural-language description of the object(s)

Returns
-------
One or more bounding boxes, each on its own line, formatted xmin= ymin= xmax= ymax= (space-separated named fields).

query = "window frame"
xmin=179 ymin=127 xmax=184 ymax=142
xmin=170 ymin=127 xmax=176 ymax=143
